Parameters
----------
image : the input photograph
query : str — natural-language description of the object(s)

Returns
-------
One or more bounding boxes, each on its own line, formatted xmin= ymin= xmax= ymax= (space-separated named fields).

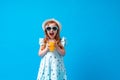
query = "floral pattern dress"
xmin=37 ymin=37 xmax=67 ymax=80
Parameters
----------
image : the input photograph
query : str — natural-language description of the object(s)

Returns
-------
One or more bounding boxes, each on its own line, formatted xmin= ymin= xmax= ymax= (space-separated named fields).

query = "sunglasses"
xmin=46 ymin=26 xmax=58 ymax=31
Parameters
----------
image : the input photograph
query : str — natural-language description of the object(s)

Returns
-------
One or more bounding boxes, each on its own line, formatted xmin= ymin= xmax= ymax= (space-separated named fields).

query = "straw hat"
xmin=42 ymin=18 xmax=62 ymax=31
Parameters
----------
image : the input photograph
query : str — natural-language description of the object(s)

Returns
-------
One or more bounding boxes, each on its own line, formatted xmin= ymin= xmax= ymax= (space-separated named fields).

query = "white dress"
xmin=37 ymin=37 xmax=67 ymax=80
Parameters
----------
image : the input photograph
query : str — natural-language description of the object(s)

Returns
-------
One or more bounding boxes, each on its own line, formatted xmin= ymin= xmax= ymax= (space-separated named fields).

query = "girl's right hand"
xmin=45 ymin=43 xmax=49 ymax=51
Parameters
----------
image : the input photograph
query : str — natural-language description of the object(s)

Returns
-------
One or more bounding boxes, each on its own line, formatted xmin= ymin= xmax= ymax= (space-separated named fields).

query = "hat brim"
xmin=42 ymin=18 xmax=62 ymax=31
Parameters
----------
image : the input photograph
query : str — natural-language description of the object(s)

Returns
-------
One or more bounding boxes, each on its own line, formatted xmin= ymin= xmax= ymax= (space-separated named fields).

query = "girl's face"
xmin=46 ymin=23 xmax=58 ymax=39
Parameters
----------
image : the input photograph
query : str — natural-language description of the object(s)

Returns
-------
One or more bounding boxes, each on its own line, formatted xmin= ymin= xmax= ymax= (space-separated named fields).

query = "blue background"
xmin=0 ymin=0 xmax=120 ymax=80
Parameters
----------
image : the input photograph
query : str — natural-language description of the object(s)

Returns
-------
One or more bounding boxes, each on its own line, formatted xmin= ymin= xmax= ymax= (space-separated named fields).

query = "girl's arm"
xmin=38 ymin=44 xmax=49 ymax=56
xmin=55 ymin=43 xmax=65 ymax=56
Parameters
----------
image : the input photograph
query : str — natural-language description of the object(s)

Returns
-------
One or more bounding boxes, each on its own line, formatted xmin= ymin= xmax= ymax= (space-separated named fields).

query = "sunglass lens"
xmin=53 ymin=27 xmax=58 ymax=31
xmin=46 ymin=27 xmax=51 ymax=31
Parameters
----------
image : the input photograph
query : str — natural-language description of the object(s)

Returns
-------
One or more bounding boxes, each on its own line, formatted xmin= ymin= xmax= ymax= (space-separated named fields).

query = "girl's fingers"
xmin=46 ymin=43 xmax=50 ymax=49
xmin=47 ymin=43 xmax=50 ymax=47
xmin=55 ymin=40 xmax=57 ymax=44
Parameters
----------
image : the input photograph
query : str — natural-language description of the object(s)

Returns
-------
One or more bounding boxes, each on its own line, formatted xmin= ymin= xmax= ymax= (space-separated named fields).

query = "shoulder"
xmin=61 ymin=37 xmax=66 ymax=47
xmin=39 ymin=38 xmax=44 ymax=46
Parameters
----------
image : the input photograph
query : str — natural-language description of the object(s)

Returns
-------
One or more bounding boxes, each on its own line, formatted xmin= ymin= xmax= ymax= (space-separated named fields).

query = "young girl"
xmin=37 ymin=18 xmax=67 ymax=80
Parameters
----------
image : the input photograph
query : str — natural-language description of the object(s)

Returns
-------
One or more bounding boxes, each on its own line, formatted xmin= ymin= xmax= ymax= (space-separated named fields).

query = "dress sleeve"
xmin=39 ymin=38 xmax=44 ymax=46
xmin=61 ymin=37 xmax=66 ymax=47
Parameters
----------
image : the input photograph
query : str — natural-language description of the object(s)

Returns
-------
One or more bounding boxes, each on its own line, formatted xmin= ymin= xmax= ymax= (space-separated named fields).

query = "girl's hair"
xmin=41 ymin=21 xmax=63 ymax=51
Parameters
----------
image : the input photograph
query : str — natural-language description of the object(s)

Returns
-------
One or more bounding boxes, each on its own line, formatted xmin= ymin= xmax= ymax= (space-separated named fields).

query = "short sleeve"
xmin=39 ymin=38 xmax=44 ymax=46
xmin=61 ymin=37 xmax=66 ymax=47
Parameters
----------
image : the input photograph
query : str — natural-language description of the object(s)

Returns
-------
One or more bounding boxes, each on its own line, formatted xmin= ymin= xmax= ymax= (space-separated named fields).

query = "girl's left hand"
xmin=55 ymin=40 xmax=58 ymax=48
xmin=54 ymin=40 xmax=65 ymax=56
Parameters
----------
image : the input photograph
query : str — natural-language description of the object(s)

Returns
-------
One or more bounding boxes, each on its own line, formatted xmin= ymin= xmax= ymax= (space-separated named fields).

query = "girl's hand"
xmin=55 ymin=41 xmax=65 ymax=56
xmin=45 ymin=43 xmax=49 ymax=51
xmin=55 ymin=40 xmax=58 ymax=48
xmin=38 ymin=43 xmax=49 ymax=56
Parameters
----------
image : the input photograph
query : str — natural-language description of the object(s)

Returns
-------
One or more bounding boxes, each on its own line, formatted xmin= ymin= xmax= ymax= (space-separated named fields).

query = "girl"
xmin=37 ymin=18 xmax=67 ymax=80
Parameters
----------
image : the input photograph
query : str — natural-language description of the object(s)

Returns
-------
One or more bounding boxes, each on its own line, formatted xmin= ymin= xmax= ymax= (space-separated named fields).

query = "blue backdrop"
xmin=0 ymin=0 xmax=120 ymax=80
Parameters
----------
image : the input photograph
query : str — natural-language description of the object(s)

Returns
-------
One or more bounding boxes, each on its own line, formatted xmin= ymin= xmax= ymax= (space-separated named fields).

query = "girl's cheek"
xmin=54 ymin=31 xmax=57 ymax=35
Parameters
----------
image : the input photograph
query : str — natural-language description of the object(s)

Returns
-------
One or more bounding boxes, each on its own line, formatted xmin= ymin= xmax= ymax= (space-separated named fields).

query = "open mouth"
xmin=49 ymin=32 xmax=54 ymax=36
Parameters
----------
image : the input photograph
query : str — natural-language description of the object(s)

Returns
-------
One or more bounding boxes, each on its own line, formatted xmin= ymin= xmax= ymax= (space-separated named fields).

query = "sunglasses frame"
xmin=46 ymin=26 xmax=58 ymax=31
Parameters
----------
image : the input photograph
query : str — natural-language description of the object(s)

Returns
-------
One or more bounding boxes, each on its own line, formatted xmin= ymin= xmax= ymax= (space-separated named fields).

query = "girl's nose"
xmin=50 ymin=29 xmax=53 ymax=32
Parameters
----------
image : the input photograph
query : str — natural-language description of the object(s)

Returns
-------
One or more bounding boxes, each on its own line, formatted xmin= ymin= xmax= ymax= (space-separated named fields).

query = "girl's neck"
xmin=49 ymin=38 xmax=55 ymax=41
